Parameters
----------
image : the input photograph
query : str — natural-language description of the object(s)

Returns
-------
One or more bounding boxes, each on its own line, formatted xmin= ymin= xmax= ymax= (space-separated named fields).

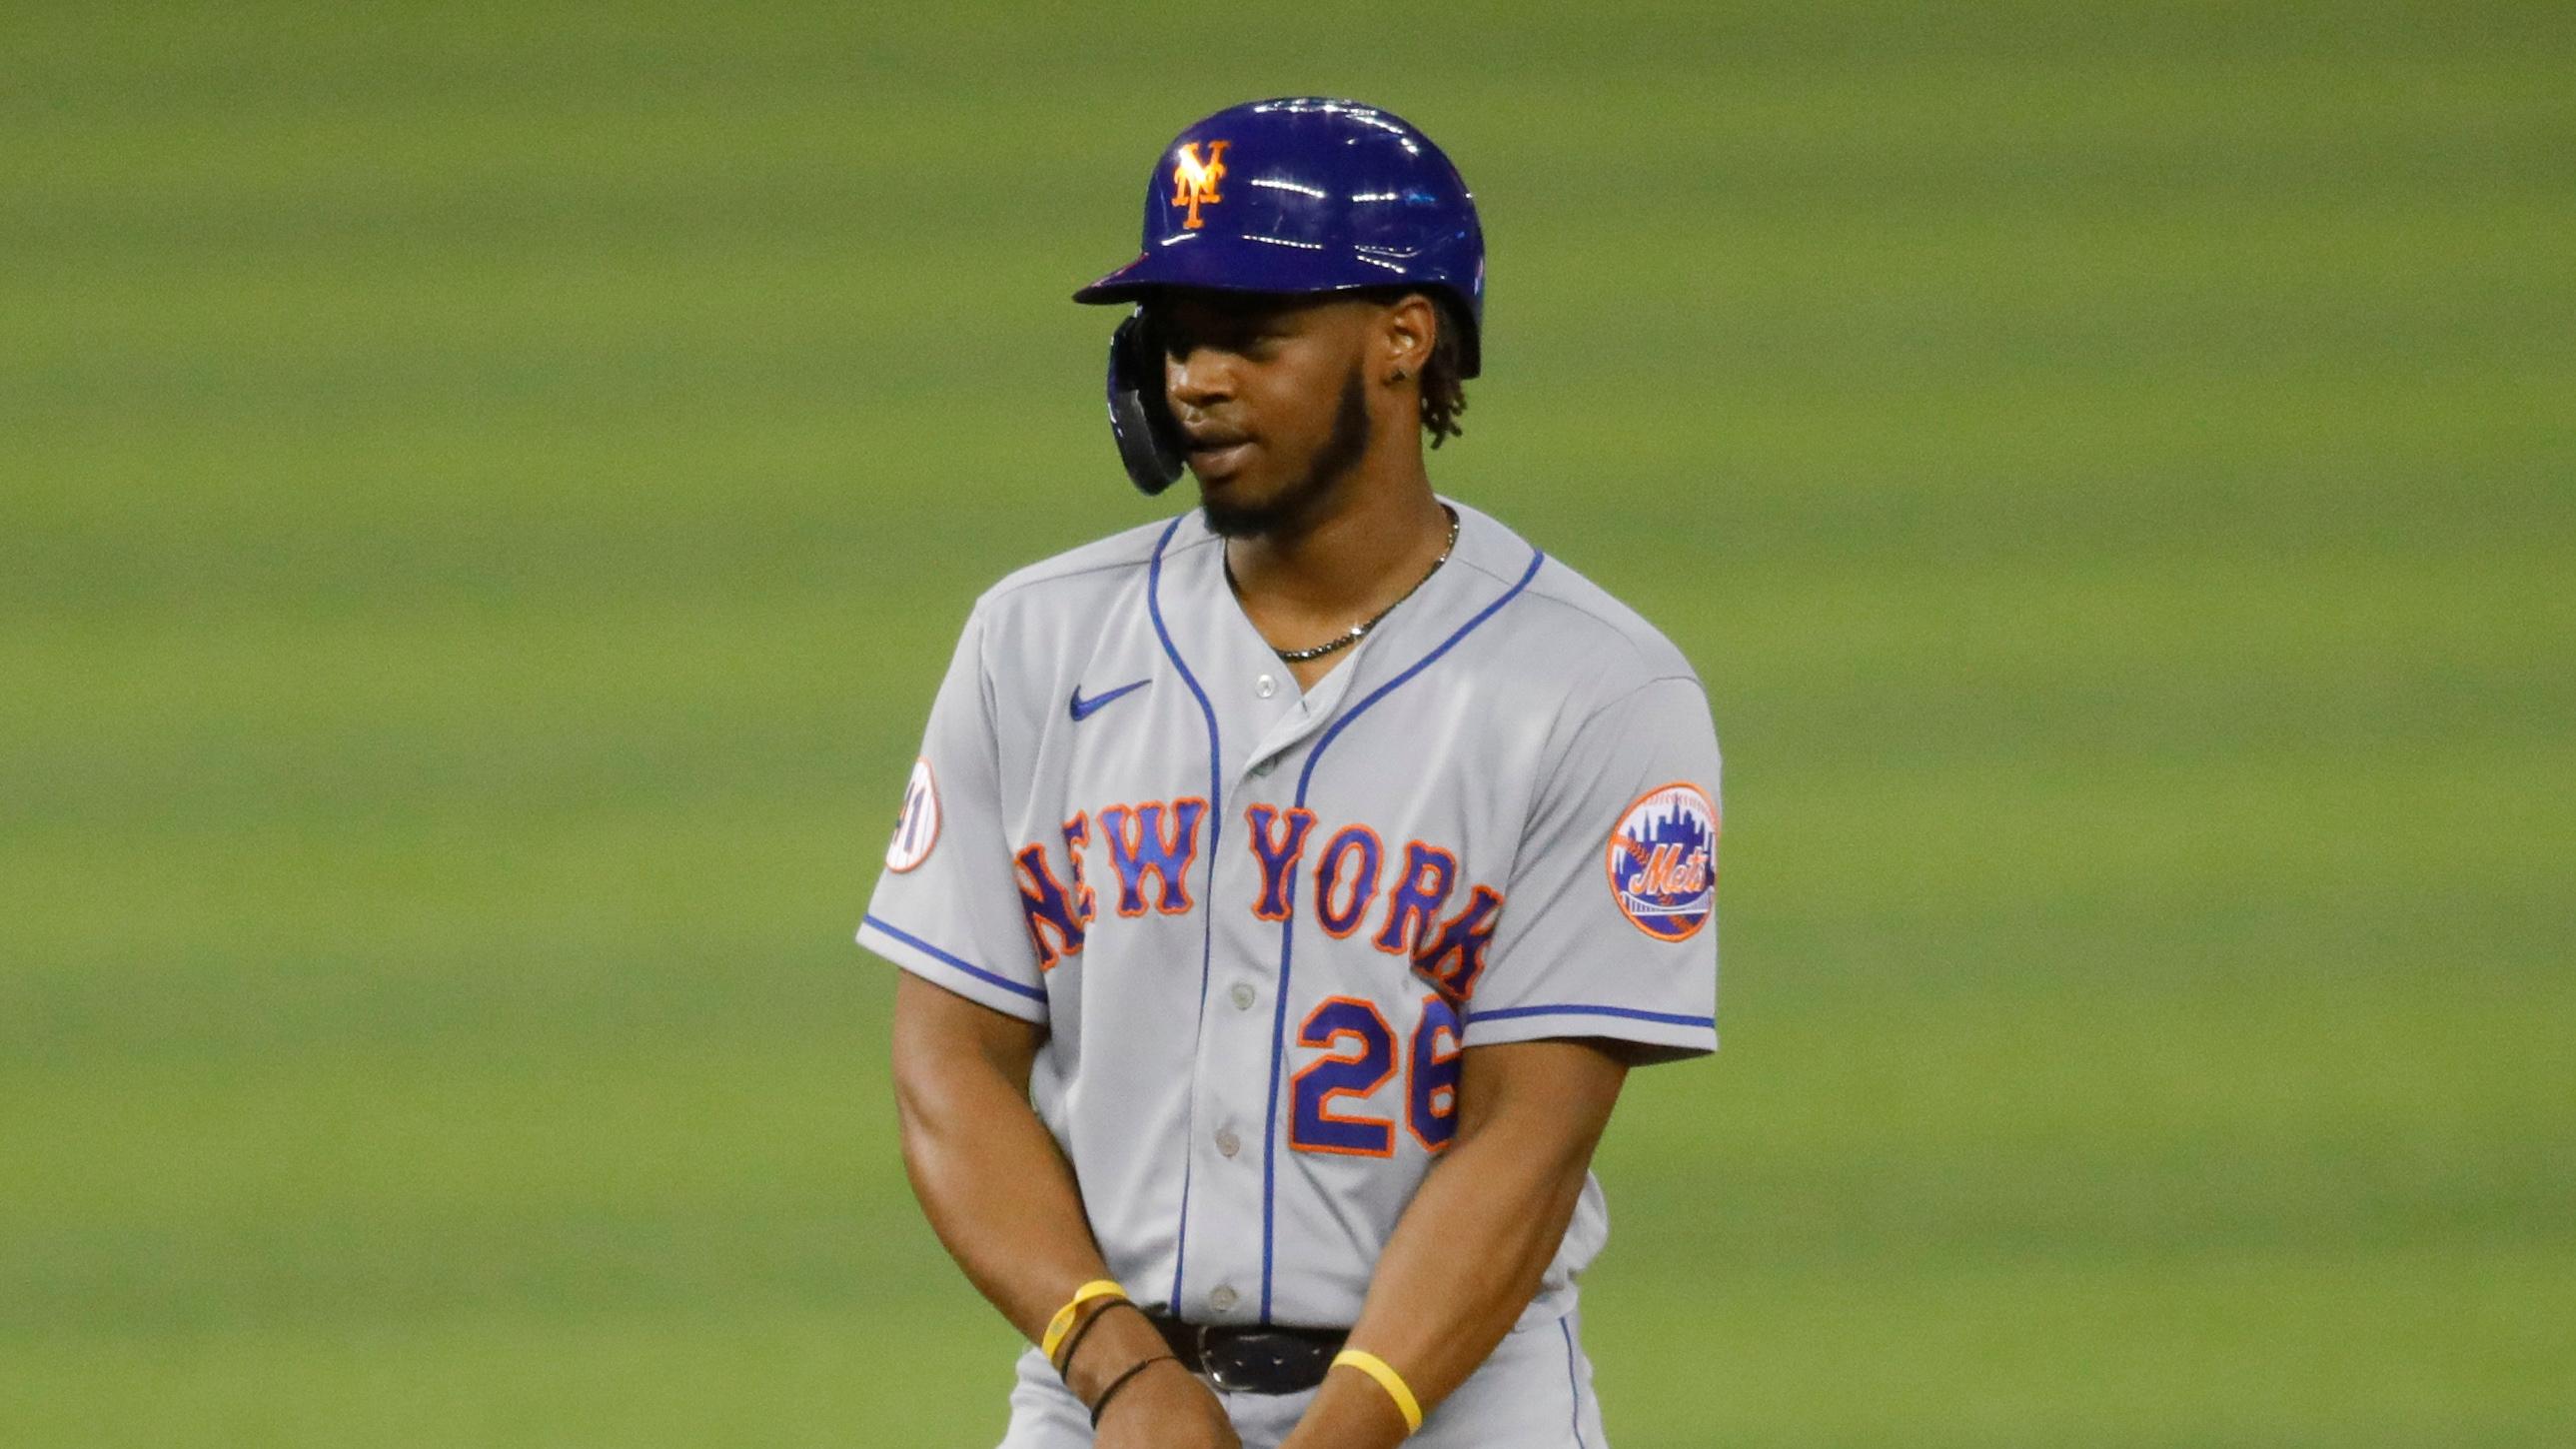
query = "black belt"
xmin=1147 ymin=1313 xmax=1348 ymax=1395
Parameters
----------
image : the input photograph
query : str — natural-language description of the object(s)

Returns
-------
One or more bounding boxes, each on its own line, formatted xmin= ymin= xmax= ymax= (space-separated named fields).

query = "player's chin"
xmin=1197 ymin=469 xmax=1294 ymax=539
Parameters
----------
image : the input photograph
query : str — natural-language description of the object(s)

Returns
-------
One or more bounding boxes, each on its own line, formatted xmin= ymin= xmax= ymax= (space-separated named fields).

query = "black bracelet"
xmin=1055 ymin=1296 xmax=1144 ymax=1378
xmin=1088 ymin=1353 xmax=1179 ymax=1428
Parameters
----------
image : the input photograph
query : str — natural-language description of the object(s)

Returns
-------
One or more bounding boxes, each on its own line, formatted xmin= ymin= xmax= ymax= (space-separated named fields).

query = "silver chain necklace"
xmin=1233 ymin=509 xmax=1460 ymax=664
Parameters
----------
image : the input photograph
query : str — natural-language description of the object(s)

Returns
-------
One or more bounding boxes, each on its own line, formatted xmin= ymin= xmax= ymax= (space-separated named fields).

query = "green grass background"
xmin=5 ymin=1 xmax=2571 ymax=1444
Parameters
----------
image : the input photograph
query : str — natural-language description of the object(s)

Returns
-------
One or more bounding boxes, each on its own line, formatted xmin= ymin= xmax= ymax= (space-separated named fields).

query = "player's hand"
xmin=1091 ymin=1358 xmax=1240 ymax=1449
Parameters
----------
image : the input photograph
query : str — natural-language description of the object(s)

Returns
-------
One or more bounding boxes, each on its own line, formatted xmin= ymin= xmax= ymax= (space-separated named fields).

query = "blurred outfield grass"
xmin=4 ymin=1 xmax=2572 ymax=1444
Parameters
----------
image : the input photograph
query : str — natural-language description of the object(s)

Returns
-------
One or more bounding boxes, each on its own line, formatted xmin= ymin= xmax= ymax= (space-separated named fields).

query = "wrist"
xmin=1086 ymin=1353 xmax=1184 ymax=1428
xmin=1061 ymin=1301 xmax=1170 ymax=1404
xmin=1332 ymin=1349 xmax=1423 ymax=1434
xmin=1282 ymin=1364 xmax=1414 ymax=1448
xmin=1040 ymin=1279 xmax=1128 ymax=1368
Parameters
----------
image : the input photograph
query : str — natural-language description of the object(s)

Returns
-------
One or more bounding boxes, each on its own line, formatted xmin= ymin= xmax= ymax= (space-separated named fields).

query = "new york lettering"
xmin=1014 ymin=799 xmax=1503 ymax=1001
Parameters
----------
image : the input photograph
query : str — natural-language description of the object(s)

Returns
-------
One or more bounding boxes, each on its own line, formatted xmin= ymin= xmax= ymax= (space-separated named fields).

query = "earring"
xmin=1390 ymin=368 xmax=1411 ymax=383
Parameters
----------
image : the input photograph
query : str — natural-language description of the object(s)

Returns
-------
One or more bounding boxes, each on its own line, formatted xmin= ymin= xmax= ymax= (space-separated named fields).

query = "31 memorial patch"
xmin=886 ymin=757 xmax=941 ymax=872
xmin=1605 ymin=782 xmax=1717 ymax=941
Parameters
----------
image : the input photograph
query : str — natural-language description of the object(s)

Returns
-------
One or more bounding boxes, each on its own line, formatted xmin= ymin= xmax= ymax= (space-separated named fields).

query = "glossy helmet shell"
xmin=1073 ymin=97 xmax=1485 ymax=377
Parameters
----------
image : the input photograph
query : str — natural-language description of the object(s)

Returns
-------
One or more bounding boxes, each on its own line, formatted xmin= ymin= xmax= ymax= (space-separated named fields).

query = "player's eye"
xmin=1163 ymin=328 xmax=1272 ymax=362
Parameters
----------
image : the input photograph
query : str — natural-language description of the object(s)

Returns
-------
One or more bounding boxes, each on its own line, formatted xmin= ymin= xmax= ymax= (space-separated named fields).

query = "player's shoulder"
xmin=969 ymin=515 xmax=1182 ymax=622
xmin=1453 ymin=502 xmax=1704 ymax=701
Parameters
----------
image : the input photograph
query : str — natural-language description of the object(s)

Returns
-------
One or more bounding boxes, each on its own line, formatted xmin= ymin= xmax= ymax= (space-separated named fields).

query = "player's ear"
xmin=1378 ymin=293 xmax=1437 ymax=386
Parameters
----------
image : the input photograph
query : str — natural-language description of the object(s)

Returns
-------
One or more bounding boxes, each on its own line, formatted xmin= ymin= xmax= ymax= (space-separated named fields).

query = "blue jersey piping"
xmin=860 ymin=914 xmax=1045 ymax=1003
xmin=1561 ymin=1313 xmax=1590 ymax=1447
xmin=1148 ymin=516 xmax=1225 ymax=1314
xmin=1468 ymin=1002 xmax=1715 ymax=1030
xmin=1257 ymin=545 xmax=1547 ymax=1321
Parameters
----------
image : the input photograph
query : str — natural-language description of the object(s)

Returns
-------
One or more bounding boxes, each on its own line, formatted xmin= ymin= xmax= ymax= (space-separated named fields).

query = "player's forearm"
xmin=895 ymin=1075 xmax=1181 ymax=1401
xmin=894 ymin=1053 xmax=1095 ymax=1335
xmin=1283 ymin=1042 xmax=1625 ymax=1447
xmin=889 ymin=977 xmax=1164 ymax=1402
xmin=1281 ymin=1129 xmax=1592 ymax=1447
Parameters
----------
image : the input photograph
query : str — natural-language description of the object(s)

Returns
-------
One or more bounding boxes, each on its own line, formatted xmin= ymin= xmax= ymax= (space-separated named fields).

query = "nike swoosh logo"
xmin=1069 ymin=679 xmax=1151 ymax=722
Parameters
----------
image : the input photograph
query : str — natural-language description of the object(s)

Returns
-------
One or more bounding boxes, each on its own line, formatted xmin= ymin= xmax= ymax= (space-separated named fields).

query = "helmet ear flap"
xmin=1106 ymin=309 xmax=1185 ymax=496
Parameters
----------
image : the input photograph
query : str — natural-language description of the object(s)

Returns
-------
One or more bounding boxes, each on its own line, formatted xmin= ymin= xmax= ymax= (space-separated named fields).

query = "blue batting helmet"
xmin=1073 ymin=97 xmax=1485 ymax=378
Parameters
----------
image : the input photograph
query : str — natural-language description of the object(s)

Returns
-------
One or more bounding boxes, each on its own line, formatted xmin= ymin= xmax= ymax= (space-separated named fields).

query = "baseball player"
xmin=862 ymin=98 xmax=1721 ymax=1448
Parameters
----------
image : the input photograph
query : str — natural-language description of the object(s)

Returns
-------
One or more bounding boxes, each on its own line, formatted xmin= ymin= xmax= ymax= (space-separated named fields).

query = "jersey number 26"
xmin=1290 ymin=993 xmax=1463 ymax=1157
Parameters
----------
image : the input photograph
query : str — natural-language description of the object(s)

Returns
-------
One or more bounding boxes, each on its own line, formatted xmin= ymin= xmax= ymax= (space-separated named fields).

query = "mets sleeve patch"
xmin=1605 ymin=781 xmax=1718 ymax=941
xmin=885 ymin=757 xmax=941 ymax=872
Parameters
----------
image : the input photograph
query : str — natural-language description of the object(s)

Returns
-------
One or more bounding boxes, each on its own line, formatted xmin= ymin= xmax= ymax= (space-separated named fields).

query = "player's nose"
xmin=1165 ymin=347 xmax=1235 ymax=413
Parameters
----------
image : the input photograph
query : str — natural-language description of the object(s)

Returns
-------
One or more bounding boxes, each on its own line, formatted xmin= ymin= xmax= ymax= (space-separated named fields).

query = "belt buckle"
xmin=1196 ymin=1323 xmax=1246 ymax=1394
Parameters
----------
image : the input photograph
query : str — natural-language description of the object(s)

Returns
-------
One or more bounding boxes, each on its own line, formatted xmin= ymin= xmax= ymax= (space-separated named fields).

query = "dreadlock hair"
xmin=1418 ymin=306 xmax=1469 ymax=450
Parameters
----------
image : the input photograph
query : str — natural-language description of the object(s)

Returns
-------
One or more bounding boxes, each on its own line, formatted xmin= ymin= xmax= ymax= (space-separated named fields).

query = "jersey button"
xmin=1254 ymin=674 xmax=1278 ymax=699
xmin=1209 ymin=1285 xmax=1239 ymax=1313
xmin=1229 ymin=982 xmax=1256 ymax=1011
xmin=1215 ymin=1127 xmax=1241 ymax=1158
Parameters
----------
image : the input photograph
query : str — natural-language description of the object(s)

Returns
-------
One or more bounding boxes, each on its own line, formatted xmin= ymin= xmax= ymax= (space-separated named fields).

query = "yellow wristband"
xmin=1040 ymin=1280 xmax=1128 ymax=1366
xmin=1333 ymin=1348 xmax=1424 ymax=1434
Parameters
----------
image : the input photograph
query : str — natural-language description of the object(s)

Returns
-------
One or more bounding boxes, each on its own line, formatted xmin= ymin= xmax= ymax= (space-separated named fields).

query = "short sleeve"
xmin=1464 ymin=677 xmax=1721 ymax=1059
xmin=856 ymin=608 xmax=1051 ymax=1023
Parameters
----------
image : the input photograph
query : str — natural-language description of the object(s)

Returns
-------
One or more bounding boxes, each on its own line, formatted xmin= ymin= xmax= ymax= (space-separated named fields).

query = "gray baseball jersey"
xmin=860 ymin=498 xmax=1720 ymax=1345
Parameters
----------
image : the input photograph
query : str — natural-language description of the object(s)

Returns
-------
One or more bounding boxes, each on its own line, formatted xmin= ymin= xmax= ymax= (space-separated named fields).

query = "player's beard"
xmin=1200 ymin=361 xmax=1371 ymax=542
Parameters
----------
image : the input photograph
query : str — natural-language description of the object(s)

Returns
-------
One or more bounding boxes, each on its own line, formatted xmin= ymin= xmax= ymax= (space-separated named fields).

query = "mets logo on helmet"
xmin=1170 ymin=140 xmax=1229 ymax=229
xmin=1605 ymin=782 xmax=1718 ymax=941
